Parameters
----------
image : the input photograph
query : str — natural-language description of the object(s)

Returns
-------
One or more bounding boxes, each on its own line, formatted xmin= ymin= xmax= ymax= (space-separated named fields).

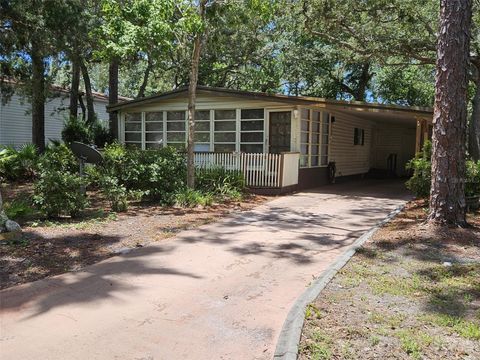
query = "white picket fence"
xmin=194 ymin=152 xmax=298 ymax=188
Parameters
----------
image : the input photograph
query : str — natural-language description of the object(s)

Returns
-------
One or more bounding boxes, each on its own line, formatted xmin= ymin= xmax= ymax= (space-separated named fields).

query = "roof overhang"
xmin=107 ymin=85 xmax=433 ymax=121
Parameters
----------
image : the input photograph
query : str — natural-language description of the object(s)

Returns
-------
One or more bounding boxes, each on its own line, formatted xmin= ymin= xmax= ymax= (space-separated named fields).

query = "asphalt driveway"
xmin=0 ymin=179 xmax=410 ymax=360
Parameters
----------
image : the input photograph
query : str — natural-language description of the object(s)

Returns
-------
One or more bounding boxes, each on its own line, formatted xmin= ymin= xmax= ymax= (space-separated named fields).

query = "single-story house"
xmin=0 ymin=83 xmax=128 ymax=148
xmin=108 ymin=86 xmax=433 ymax=192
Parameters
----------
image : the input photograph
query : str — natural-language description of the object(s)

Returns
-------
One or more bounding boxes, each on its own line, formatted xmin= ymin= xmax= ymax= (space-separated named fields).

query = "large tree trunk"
xmin=31 ymin=43 xmax=45 ymax=153
xmin=428 ymin=0 xmax=472 ymax=227
xmin=468 ymin=64 xmax=480 ymax=161
xmin=69 ymin=59 xmax=80 ymax=119
xmin=186 ymin=1 xmax=207 ymax=189
xmin=109 ymin=58 xmax=119 ymax=139
xmin=80 ymin=60 xmax=96 ymax=125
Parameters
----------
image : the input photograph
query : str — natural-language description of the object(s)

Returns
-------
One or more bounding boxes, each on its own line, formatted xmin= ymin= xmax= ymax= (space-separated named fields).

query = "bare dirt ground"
xmin=299 ymin=200 xmax=480 ymax=360
xmin=0 ymin=182 xmax=270 ymax=289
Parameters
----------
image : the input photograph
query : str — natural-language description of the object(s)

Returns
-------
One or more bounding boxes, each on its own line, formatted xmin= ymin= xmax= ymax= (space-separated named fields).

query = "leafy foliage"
xmin=0 ymin=144 xmax=38 ymax=181
xmin=98 ymin=175 xmax=128 ymax=212
xmin=61 ymin=117 xmax=92 ymax=144
xmin=406 ymin=141 xmax=432 ymax=198
xmin=196 ymin=167 xmax=245 ymax=202
xmin=174 ymin=188 xmax=214 ymax=208
xmin=33 ymin=143 xmax=87 ymax=218
xmin=465 ymin=160 xmax=480 ymax=197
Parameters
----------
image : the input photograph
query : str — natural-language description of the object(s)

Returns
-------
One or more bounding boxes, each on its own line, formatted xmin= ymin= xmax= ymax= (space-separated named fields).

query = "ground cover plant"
xmin=299 ymin=201 xmax=480 ymax=360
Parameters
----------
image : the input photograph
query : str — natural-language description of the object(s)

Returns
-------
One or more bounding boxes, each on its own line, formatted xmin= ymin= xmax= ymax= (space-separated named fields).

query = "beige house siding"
xmin=329 ymin=111 xmax=373 ymax=177
xmin=371 ymin=124 xmax=416 ymax=176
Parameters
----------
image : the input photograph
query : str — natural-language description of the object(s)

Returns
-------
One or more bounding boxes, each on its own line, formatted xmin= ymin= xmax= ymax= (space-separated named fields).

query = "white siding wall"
xmin=0 ymin=94 xmax=109 ymax=148
xmin=329 ymin=112 xmax=373 ymax=177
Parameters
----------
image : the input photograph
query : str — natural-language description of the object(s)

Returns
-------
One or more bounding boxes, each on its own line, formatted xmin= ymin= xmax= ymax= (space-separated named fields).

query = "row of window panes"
xmin=124 ymin=109 xmax=264 ymax=152
xmin=300 ymin=110 xmax=330 ymax=167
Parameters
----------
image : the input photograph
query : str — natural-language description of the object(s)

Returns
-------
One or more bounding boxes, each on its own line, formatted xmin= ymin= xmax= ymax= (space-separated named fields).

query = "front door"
xmin=269 ymin=111 xmax=291 ymax=154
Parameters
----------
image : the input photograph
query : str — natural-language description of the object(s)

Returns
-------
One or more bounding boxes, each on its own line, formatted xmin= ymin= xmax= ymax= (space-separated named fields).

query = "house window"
xmin=240 ymin=108 xmax=264 ymax=153
xmin=300 ymin=109 xmax=310 ymax=167
xmin=214 ymin=109 xmax=236 ymax=152
xmin=194 ymin=110 xmax=211 ymax=152
xmin=354 ymin=127 xmax=365 ymax=146
xmin=145 ymin=112 xmax=163 ymax=149
xmin=124 ymin=113 xmax=142 ymax=148
xmin=321 ymin=114 xmax=331 ymax=165
xmin=300 ymin=109 xmax=331 ymax=168
xmin=166 ymin=111 xmax=186 ymax=150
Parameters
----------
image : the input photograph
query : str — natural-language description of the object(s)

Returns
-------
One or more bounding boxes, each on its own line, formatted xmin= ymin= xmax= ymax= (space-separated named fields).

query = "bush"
xmin=99 ymin=175 xmax=128 ymax=212
xmin=196 ymin=167 xmax=245 ymax=201
xmin=62 ymin=117 xmax=92 ymax=144
xmin=174 ymin=188 xmax=214 ymax=207
xmin=0 ymin=144 xmax=38 ymax=181
xmin=33 ymin=171 xmax=89 ymax=217
xmin=91 ymin=121 xmax=115 ymax=148
xmin=33 ymin=143 xmax=87 ymax=217
xmin=101 ymin=143 xmax=186 ymax=204
xmin=38 ymin=143 xmax=78 ymax=173
xmin=465 ymin=160 xmax=480 ymax=197
xmin=4 ymin=197 xmax=36 ymax=219
xmin=406 ymin=141 xmax=432 ymax=198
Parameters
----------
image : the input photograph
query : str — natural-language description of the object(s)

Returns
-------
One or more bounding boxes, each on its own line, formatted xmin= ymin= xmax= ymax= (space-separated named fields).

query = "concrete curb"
xmin=273 ymin=203 xmax=406 ymax=360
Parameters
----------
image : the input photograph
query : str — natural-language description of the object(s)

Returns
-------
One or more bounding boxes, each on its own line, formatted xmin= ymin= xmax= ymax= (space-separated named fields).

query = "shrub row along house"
xmin=108 ymin=86 xmax=433 ymax=193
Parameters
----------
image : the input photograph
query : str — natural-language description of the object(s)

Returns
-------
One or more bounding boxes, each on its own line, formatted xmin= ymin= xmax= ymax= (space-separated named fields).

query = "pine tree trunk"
xmin=31 ymin=43 xmax=45 ymax=153
xmin=109 ymin=58 xmax=119 ymax=139
xmin=186 ymin=1 xmax=206 ymax=189
xmin=69 ymin=59 xmax=80 ymax=119
xmin=468 ymin=65 xmax=480 ymax=161
xmin=428 ymin=0 xmax=472 ymax=226
xmin=80 ymin=60 xmax=96 ymax=125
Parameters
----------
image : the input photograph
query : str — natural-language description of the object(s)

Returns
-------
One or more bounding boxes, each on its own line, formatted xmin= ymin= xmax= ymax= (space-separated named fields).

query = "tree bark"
xmin=136 ymin=57 xmax=152 ymax=99
xmin=468 ymin=63 xmax=480 ymax=161
xmin=78 ymin=93 xmax=86 ymax=121
xmin=186 ymin=1 xmax=207 ymax=189
xmin=80 ymin=59 xmax=96 ymax=125
xmin=69 ymin=58 xmax=80 ymax=119
xmin=109 ymin=58 xmax=119 ymax=139
xmin=428 ymin=0 xmax=472 ymax=227
xmin=31 ymin=43 xmax=45 ymax=153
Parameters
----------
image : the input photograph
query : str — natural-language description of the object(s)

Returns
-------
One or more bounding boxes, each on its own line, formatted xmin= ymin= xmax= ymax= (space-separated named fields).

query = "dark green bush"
xmin=196 ymin=167 xmax=245 ymax=201
xmin=33 ymin=171 xmax=89 ymax=217
xmin=0 ymin=144 xmax=38 ymax=181
xmin=33 ymin=143 xmax=87 ymax=217
xmin=62 ymin=117 xmax=92 ymax=144
xmin=101 ymin=143 xmax=187 ymax=205
xmin=91 ymin=121 xmax=115 ymax=148
xmin=406 ymin=141 xmax=432 ymax=198
xmin=98 ymin=175 xmax=128 ymax=212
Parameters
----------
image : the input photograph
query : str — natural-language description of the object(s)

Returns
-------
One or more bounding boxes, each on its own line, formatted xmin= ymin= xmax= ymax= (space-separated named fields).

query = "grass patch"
xmin=419 ymin=314 xmax=480 ymax=340
xmin=300 ymin=329 xmax=333 ymax=360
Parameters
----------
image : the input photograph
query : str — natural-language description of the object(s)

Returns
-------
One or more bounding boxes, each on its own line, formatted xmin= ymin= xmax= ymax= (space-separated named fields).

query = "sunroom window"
xmin=145 ymin=112 xmax=163 ymax=149
xmin=124 ymin=113 xmax=142 ymax=148
xmin=300 ymin=109 xmax=330 ymax=168
xmin=166 ymin=111 xmax=186 ymax=150
xmin=214 ymin=109 xmax=236 ymax=152
xmin=240 ymin=109 xmax=264 ymax=153
xmin=194 ymin=110 xmax=211 ymax=152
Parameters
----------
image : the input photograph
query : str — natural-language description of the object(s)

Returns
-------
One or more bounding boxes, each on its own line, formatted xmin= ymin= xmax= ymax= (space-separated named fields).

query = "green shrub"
xmin=33 ymin=171 xmax=89 ymax=218
xmin=174 ymin=188 xmax=214 ymax=207
xmin=99 ymin=175 xmax=128 ymax=212
xmin=61 ymin=117 xmax=92 ymax=144
xmin=101 ymin=143 xmax=186 ymax=204
xmin=196 ymin=167 xmax=245 ymax=201
xmin=38 ymin=143 xmax=78 ymax=173
xmin=91 ymin=121 xmax=115 ymax=148
xmin=406 ymin=141 xmax=432 ymax=198
xmin=4 ymin=197 xmax=36 ymax=219
xmin=0 ymin=144 xmax=38 ymax=181
xmin=465 ymin=160 xmax=480 ymax=197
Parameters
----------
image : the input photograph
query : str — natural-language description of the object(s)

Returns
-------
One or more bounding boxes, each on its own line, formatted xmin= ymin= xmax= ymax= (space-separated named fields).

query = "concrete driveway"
xmin=0 ymin=180 xmax=410 ymax=360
